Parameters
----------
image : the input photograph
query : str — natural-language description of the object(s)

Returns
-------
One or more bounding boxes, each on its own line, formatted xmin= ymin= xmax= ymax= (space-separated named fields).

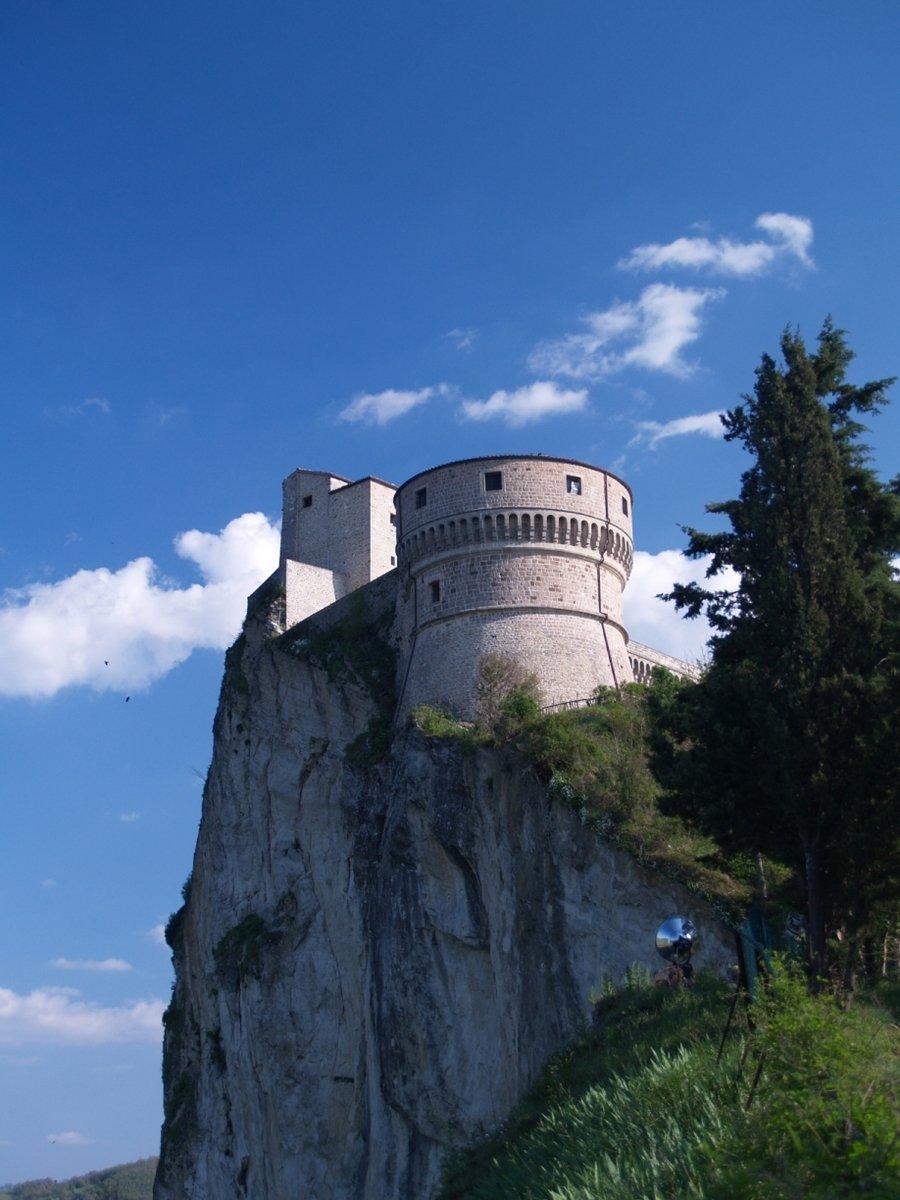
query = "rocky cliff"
xmin=155 ymin=594 xmax=734 ymax=1200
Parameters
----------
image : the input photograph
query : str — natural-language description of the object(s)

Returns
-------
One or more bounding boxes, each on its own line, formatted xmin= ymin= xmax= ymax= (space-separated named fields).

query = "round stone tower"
xmin=394 ymin=455 xmax=634 ymax=718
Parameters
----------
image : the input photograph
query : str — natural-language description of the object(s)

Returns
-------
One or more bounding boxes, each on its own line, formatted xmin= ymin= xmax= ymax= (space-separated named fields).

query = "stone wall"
xmin=278 ymin=456 xmax=699 ymax=716
xmin=393 ymin=456 xmax=634 ymax=717
xmin=396 ymin=455 xmax=633 ymax=544
xmin=629 ymin=639 xmax=703 ymax=683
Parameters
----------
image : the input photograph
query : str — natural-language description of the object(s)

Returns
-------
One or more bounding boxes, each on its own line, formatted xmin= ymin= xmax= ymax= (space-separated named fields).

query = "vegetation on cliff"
xmin=440 ymin=969 xmax=900 ymax=1200
xmin=413 ymin=673 xmax=762 ymax=924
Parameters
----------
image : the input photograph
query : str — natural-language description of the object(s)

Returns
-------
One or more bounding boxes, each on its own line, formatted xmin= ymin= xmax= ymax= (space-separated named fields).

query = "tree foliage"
xmin=655 ymin=321 xmax=900 ymax=984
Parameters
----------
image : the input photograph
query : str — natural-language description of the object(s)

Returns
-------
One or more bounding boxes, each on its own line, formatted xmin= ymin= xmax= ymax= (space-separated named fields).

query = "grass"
xmin=439 ymin=966 xmax=900 ymax=1200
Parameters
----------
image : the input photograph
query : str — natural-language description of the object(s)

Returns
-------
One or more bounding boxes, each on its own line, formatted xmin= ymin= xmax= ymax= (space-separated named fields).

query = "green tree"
xmin=657 ymin=321 xmax=900 ymax=987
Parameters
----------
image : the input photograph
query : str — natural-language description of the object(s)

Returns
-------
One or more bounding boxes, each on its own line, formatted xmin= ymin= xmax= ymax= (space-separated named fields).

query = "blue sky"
xmin=2 ymin=0 xmax=899 ymax=1183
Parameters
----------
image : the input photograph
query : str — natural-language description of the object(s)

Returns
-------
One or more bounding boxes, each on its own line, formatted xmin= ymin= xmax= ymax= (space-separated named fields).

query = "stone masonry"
xmin=277 ymin=454 xmax=695 ymax=718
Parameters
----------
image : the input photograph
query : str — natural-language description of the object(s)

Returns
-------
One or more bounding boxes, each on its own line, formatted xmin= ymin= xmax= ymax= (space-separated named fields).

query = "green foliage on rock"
xmin=282 ymin=594 xmax=398 ymax=765
xmin=413 ymin=668 xmax=751 ymax=918
xmin=346 ymin=711 xmax=395 ymax=768
xmin=213 ymin=912 xmax=272 ymax=985
xmin=281 ymin=594 xmax=396 ymax=708
xmin=223 ymin=633 xmax=250 ymax=695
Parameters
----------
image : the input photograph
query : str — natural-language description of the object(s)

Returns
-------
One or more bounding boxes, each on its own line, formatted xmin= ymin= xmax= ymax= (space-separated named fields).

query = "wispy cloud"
xmin=443 ymin=327 xmax=479 ymax=352
xmin=59 ymin=396 xmax=111 ymax=417
xmin=0 ymin=986 xmax=165 ymax=1046
xmin=52 ymin=958 xmax=133 ymax=973
xmin=528 ymin=284 xmax=723 ymax=381
xmin=619 ymin=212 xmax=814 ymax=277
xmin=338 ymin=384 xmax=451 ymax=425
xmin=48 ymin=1130 xmax=94 ymax=1145
xmin=119 ymin=811 xmax=141 ymax=823
xmin=147 ymin=924 xmax=167 ymax=947
xmin=0 ymin=512 xmax=280 ymax=699
xmin=460 ymin=381 xmax=588 ymax=426
xmin=629 ymin=410 xmax=725 ymax=449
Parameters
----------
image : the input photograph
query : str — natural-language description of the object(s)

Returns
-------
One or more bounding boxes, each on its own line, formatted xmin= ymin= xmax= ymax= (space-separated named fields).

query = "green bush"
xmin=710 ymin=966 xmax=900 ymax=1198
xmin=213 ymin=913 xmax=271 ymax=985
xmin=411 ymin=705 xmax=488 ymax=748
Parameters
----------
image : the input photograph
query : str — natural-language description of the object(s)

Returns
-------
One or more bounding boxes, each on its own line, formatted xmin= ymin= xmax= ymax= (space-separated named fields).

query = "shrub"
xmin=474 ymin=654 xmax=542 ymax=734
xmin=213 ymin=913 xmax=271 ymax=986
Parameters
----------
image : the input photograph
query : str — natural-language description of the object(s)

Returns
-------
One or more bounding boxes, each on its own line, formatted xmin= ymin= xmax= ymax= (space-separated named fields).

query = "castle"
xmin=275 ymin=454 xmax=696 ymax=718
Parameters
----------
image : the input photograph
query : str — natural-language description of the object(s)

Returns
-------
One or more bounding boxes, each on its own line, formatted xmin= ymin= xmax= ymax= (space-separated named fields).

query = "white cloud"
xmin=48 ymin=1130 xmax=94 ymax=1145
xmin=528 ymin=284 xmax=723 ymax=381
xmin=147 ymin=924 xmax=167 ymax=947
xmin=0 ymin=512 xmax=280 ymax=699
xmin=629 ymin=410 xmax=725 ymax=449
xmin=460 ymin=380 xmax=588 ymax=426
xmin=627 ymin=550 xmax=741 ymax=663
xmin=443 ymin=327 xmax=479 ymax=351
xmin=619 ymin=211 xmax=814 ymax=277
xmin=0 ymin=986 xmax=165 ymax=1046
xmin=338 ymin=384 xmax=450 ymax=425
xmin=59 ymin=397 xmax=111 ymax=417
xmin=754 ymin=212 xmax=814 ymax=266
xmin=52 ymin=958 xmax=133 ymax=973
xmin=119 ymin=811 xmax=141 ymax=823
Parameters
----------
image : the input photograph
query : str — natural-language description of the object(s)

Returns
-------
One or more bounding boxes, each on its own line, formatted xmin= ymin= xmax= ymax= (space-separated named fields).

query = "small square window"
xmin=390 ymin=555 xmax=396 ymax=565
xmin=429 ymin=580 xmax=441 ymax=603
xmin=484 ymin=471 xmax=503 ymax=492
xmin=622 ymin=496 xmax=629 ymax=516
xmin=390 ymin=513 xmax=397 ymax=525
xmin=415 ymin=487 xmax=427 ymax=509
xmin=302 ymin=494 xmax=313 ymax=508
xmin=566 ymin=475 xmax=582 ymax=496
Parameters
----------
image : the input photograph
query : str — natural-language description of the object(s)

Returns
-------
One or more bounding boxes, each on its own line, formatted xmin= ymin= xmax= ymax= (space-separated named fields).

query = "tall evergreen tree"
xmin=656 ymin=322 xmax=900 ymax=985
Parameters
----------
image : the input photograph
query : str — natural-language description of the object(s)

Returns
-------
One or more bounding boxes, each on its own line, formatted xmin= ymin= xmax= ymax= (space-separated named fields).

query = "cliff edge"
xmin=155 ymin=596 xmax=733 ymax=1200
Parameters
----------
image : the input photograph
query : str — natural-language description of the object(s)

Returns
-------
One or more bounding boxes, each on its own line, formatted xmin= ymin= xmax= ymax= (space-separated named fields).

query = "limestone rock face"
xmin=155 ymin=609 xmax=734 ymax=1200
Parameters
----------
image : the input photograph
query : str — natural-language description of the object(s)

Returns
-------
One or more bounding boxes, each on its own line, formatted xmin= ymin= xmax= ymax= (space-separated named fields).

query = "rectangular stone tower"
xmin=280 ymin=469 xmax=397 ymax=628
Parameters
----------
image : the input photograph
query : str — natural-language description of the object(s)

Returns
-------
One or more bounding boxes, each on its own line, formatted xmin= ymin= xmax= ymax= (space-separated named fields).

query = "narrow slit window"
xmin=390 ymin=513 xmax=397 ymax=525
xmin=416 ymin=487 xmax=427 ymax=509
xmin=484 ymin=471 xmax=503 ymax=492
xmin=429 ymin=580 xmax=441 ymax=604
xmin=566 ymin=475 xmax=582 ymax=496
xmin=622 ymin=496 xmax=629 ymax=516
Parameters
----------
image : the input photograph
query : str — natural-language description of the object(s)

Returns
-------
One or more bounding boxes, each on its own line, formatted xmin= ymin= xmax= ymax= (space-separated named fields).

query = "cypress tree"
xmin=657 ymin=322 xmax=900 ymax=986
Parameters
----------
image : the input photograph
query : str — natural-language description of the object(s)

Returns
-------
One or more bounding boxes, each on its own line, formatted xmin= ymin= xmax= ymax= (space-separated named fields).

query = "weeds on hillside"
xmin=413 ymin=663 xmax=755 ymax=921
xmin=440 ymin=966 xmax=900 ymax=1200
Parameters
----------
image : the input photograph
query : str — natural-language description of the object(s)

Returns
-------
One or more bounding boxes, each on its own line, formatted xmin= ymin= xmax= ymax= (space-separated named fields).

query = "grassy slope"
xmin=439 ymin=973 xmax=900 ymax=1200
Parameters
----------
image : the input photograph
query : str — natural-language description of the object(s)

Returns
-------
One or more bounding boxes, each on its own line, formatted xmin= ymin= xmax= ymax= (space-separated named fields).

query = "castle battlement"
xmin=278 ymin=455 xmax=696 ymax=718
